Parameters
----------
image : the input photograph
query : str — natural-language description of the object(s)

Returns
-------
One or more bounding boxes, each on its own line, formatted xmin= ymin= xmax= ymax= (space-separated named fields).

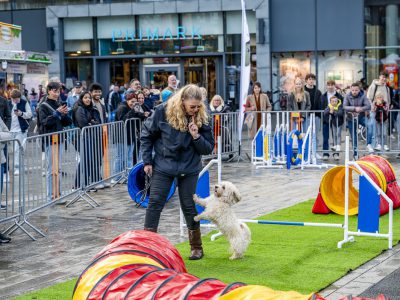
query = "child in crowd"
xmin=373 ymin=92 xmax=389 ymax=151
xmin=323 ymin=95 xmax=343 ymax=160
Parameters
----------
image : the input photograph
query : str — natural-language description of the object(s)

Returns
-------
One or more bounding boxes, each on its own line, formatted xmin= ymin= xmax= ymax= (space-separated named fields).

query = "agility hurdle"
xmin=338 ymin=136 xmax=393 ymax=249
xmin=212 ymin=136 xmax=394 ymax=249
xmin=179 ymin=136 xmax=222 ymax=237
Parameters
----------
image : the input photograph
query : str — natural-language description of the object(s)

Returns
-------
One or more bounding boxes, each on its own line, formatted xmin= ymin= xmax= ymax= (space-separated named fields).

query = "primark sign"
xmin=111 ymin=26 xmax=202 ymax=42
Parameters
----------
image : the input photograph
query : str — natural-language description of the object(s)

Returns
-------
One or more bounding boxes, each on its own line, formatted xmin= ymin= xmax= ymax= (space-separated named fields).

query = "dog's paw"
xmin=193 ymin=194 xmax=199 ymax=203
xmin=229 ymin=253 xmax=243 ymax=260
xmin=193 ymin=215 xmax=200 ymax=222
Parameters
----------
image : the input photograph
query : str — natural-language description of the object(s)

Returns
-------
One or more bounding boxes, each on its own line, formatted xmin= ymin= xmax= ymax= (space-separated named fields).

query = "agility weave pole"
xmin=252 ymin=112 xmax=287 ymax=169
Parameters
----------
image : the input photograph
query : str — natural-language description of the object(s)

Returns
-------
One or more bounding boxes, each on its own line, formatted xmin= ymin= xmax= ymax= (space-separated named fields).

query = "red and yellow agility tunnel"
xmin=312 ymin=155 xmax=400 ymax=216
xmin=73 ymin=230 xmax=323 ymax=300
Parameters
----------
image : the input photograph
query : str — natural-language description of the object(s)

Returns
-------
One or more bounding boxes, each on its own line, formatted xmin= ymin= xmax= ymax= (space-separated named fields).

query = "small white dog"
xmin=193 ymin=181 xmax=251 ymax=260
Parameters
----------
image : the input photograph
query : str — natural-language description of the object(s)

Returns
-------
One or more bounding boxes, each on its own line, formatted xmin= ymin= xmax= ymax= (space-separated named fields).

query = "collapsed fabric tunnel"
xmin=313 ymin=155 xmax=400 ymax=216
xmin=72 ymin=230 xmax=324 ymax=300
xmin=127 ymin=162 xmax=176 ymax=208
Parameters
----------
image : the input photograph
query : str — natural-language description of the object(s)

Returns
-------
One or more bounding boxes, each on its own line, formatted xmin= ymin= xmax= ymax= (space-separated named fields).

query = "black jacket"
xmin=72 ymin=99 xmax=101 ymax=129
xmin=115 ymin=102 xmax=144 ymax=145
xmin=323 ymin=100 xmax=344 ymax=127
xmin=37 ymin=97 xmax=72 ymax=135
xmin=321 ymin=92 xmax=343 ymax=124
xmin=141 ymin=103 xmax=214 ymax=176
xmin=0 ymin=96 xmax=11 ymax=129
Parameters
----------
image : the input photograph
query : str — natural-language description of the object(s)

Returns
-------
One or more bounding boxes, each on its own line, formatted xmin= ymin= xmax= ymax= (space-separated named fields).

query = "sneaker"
xmin=0 ymin=232 xmax=11 ymax=243
xmin=316 ymin=153 xmax=322 ymax=159
xmin=0 ymin=204 xmax=6 ymax=210
xmin=103 ymin=183 xmax=111 ymax=188
xmin=331 ymin=146 xmax=336 ymax=151
xmin=55 ymin=199 xmax=67 ymax=205
xmin=333 ymin=153 xmax=340 ymax=161
xmin=89 ymin=187 xmax=97 ymax=192
xmin=14 ymin=169 xmax=19 ymax=176
xmin=110 ymin=179 xmax=118 ymax=184
xmin=374 ymin=144 xmax=382 ymax=151
xmin=95 ymin=183 xmax=105 ymax=189
xmin=384 ymin=145 xmax=389 ymax=151
xmin=397 ymin=153 xmax=400 ymax=159
xmin=323 ymin=154 xmax=329 ymax=161
xmin=367 ymin=144 xmax=374 ymax=153
xmin=336 ymin=145 xmax=341 ymax=151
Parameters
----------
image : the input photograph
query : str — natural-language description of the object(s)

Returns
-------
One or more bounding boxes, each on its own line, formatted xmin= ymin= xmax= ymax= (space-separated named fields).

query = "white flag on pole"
xmin=238 ymin=0 xmax=251 ymax=143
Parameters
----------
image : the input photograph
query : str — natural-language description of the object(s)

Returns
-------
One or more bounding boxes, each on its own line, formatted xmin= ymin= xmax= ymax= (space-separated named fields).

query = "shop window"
xmin=65 ymin=59 xmax=93 ymax=89
xmin=366 ymin=48 xmax=400 ymax=90
xmin=65 ymin=40 xmax=93 ymax=57
xmin=365 ymin=4 xmax=400 ymax=47
xmin=318 ymin=50 xmax=363 ymax=91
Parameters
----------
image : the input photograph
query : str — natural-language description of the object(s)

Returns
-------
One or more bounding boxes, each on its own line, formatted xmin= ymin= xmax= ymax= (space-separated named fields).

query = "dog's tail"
xmin=240 ymin=222 xmax=251 ymax=242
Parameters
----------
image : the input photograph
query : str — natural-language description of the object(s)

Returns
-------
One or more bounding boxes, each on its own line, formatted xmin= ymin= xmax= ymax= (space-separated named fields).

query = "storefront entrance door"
xmin=143 ymin=64 xmax=181 ymax=90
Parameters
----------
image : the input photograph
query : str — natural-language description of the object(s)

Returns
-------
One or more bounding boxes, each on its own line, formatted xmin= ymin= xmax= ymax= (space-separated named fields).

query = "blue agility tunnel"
xmin=127 ymin=162 xmax=176 ymax=208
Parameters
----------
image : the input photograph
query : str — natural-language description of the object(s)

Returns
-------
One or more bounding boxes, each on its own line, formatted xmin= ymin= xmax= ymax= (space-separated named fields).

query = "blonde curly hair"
xmin=166 ymin=84 xmax=209 ymax=132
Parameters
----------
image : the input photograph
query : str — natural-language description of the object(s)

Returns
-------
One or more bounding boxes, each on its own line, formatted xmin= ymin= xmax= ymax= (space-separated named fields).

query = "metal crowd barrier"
xmin=111 ymin=118 xmax=142 ymax=186
xmin=207 ymin=112 xmax=239 ymax=159
xmin=0 ymin=138 xmax=45 ymax=240
xmin=67 ymin=121 xmax=125 ymax=207
xmin=23 ymin=128 xmax=81 ymax=212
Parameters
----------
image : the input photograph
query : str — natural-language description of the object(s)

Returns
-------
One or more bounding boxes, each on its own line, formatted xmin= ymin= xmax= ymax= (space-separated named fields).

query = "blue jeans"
xmin=45 ymin=143 xmax=63 ymax=202
xmin=366 ymin=112 xmax=376 ymax=147
xmin=347 ymin=115 xmax=366 ymax=158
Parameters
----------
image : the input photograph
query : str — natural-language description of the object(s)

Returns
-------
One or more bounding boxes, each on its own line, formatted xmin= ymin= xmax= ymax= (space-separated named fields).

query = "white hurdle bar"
xmin=337 ymin=135 xmax=393 ymax=249
xmin=179 ymin=136 xmax=222 ymax=237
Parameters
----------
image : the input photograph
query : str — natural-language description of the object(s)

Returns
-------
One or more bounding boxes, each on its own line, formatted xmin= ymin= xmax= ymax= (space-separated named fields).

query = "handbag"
xmin=244 ymin=113 xmax=254 ymax=128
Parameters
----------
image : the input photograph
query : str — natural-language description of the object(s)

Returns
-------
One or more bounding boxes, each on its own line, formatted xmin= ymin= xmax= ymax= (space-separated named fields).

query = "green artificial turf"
xmin=176 ymin=200 xmax=400 ymax=294
xmin=13 ymin=200 xmax=400 ymax=299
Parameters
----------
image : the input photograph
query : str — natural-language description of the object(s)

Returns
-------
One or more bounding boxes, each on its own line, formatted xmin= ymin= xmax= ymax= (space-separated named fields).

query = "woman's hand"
xmin=144 ymin=165 xmax=153 ymax=176
xmin=188 ymin=116 xmax=200 ymax=139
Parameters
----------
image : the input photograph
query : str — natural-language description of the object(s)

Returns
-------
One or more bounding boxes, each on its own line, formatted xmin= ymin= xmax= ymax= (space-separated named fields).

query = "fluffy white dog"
xmin=193 ymin=181 xmax=251 ymax=260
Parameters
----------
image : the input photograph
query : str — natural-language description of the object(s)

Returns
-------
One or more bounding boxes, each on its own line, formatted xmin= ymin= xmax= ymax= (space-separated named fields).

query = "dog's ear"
xmin=232 ymin=185 xmax=241 ymax=203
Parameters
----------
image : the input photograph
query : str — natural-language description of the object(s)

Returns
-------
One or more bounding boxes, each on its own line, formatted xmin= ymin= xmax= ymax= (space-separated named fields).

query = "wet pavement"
xmin=0 ymin=154 xmax=399 ymax=299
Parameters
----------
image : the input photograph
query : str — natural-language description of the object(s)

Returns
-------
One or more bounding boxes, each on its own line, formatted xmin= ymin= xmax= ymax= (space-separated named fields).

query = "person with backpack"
xmin=37 ymin=82 xmax=72 ymax=203
xmin=366 ymin=71 xmax=392 ymax=151
xmin=8 ymin=89 xmax=32 ymax=175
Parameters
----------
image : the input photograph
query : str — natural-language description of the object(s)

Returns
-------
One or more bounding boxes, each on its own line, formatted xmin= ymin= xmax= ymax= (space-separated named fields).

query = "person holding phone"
xmin=9 ymin=89 xmax=32 ymax=175
xmin=140 ymin=84 xmax=214 ymax=260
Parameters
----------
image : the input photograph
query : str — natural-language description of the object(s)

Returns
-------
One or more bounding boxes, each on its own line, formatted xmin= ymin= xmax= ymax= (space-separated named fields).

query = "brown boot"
xmin=188 ymin=228 xmax=204 ymax=260
xmin=143 ymin=227 xmax=157 ymax=233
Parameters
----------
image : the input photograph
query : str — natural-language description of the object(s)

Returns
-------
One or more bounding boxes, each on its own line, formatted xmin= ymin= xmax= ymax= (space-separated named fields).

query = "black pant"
xmin=144 ymin=170 xmax=199 ymax=230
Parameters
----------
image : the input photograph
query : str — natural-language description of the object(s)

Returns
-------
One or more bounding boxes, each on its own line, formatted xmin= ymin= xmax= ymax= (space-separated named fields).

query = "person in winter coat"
xmin=343 ymin=83 xmax=371 ymax=159
xmin=323 ymin=95 xmax=344 ymax=160
xmin=372 ymin=92 xmax=389 ymax=151
xmin=114 ymin=92 xmax=144 ymax=174
xmin=73 ymin=91 xmax=101 ymax=187
xmin=209 ymin=95 xmax=230 ymax=114
xmin=321 ymin=80 xmax=343 ymax=159
xmin=244 ymin=82 xmax=272 ymax=138
xmin=0 ymin=116 xmax=12 ymax=242
xmin=287 ymin=77 xmax=311 ymax=132
xmin=37 ymin=82 xmax=72 ymax=202
xmin=140 ymin=84 xmax=214 ymax=260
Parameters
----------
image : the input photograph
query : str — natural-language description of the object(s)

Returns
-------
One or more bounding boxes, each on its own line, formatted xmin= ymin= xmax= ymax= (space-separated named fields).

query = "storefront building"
xmin=0 ymin=22 xmax=51 ymax=96
xmin=44 ymin=0 xmax=268 ymax=108
xmin=2 ymin=0 xmax=399 ymax=110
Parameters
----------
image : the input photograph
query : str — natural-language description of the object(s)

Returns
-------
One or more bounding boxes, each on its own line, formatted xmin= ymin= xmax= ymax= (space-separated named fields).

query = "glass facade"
xmin=63 ymin=10 xmax=257 ymax=105
xmin=271 ymin=50 xmax=363 ymax=110
xmin=365 ymin=2 xmax=400 ymax=88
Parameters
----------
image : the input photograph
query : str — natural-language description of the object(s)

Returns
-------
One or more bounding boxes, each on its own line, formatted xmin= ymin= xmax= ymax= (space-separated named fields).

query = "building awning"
xmin=0 ymin=50 xmax=52 ymax=64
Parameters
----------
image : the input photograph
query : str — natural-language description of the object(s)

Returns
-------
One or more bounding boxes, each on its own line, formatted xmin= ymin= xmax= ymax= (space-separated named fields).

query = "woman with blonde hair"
xmin=287 ymin=77 xmax=311 ymax=131
xmin=141 ymin=84 xmax=214 ymax=260
xmin=244 ymin=82 xmax=272 ymax=137
xmin=209 ymin=94 xmax=230 ymax=114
